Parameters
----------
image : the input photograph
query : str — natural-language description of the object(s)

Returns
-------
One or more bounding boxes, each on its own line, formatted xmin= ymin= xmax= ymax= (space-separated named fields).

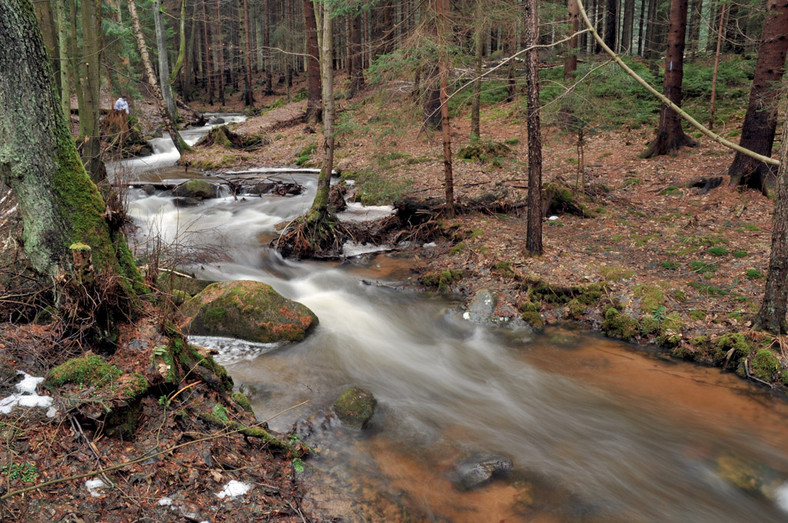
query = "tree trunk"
xmin=643 ymin=0 xmax=697 ymax=158
xmin=304 ymin=0 xmax=322 ymax=122
xmin=262 ymin=0 xmax=273 ymax=94
xmin=0 ymin=0 xmax=141 ymax=288
xmin=128 ymin=0 xmax=190 ymax=155
xmin=687 ymin=0 xmax=703 ymax=55
xmin=565 ymin=0 xmax=580 ymax=79
xmin=437 ymin=0 xmax=454 ymax=217
xmin=54 ymin=0 xmax=72 ymax=122
xmin=242 ymin=0 xmax=255 ymax=106
xmin=756 ymin=112 xmax=788 ymax=334
xmin=621 ymin=0 xmax=634 ymax=53
xmin=525 ymin=0 xmax=543 ymax=255
xmin=214 ymin=0 xmax=225 ymax=105
xmin=202 ymin=0 xmax=214 ymax=104
xmin=169 ymin=0 xmax=188 ymax=91
xmin=78 ymin=0 xmax=104 ymax=183
xmin=153 ymin=0 xmax=177 ymax=119
xmin=603 ymin=0 xmax=617 ymax=50
xmin=471 ymin=5 xmax=484 ymax=140
xmin=349 ymin=12 xmax=364 ymax=96
xmin=727 ymin=0 xmax=788 ymax=192
xmin=708 ymin=3 xmax=726 ymax=130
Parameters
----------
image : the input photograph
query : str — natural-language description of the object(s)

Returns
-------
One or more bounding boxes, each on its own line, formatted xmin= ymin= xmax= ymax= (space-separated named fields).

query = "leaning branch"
xmin=575 ymin=0 xmax=779 ymax=167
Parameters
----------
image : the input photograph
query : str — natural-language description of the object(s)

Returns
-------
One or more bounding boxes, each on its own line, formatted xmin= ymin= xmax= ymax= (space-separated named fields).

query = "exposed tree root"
xmin=272 ymin=212 xmax=350 ymax=259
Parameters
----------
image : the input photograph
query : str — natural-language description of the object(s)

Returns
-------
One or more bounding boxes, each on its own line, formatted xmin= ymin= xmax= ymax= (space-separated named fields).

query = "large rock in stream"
xmin=180 ymin=280 xmax=318 ymax=343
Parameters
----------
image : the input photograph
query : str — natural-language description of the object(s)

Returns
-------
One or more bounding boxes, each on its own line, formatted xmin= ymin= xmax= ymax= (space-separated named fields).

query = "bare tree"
xmin=525 ymin=0 xmax=543 ymax=255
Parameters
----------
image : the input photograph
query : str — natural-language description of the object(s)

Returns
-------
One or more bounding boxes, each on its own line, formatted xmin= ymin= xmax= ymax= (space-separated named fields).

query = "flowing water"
xmin=118 ymin=120 xmax=788 ymax=522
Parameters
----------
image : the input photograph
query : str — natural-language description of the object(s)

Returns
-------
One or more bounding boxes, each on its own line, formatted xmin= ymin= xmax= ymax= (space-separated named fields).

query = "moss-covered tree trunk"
xmin=0 ymin=0 xmax=142 ymax=286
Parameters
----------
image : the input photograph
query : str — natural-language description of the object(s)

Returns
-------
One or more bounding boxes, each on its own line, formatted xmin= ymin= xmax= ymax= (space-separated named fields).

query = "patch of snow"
xmin=158 ymin=497 xmax=173 ymax=506
xmin=548 ymin=215 xmax=559 ymax=221
xmin=463 ymin=312 xmax=471 ymax=320
xmin=85 ymin=479 xmax=107 ymax=497
xmin=342 ymin=242 xmax=391 ymax=257
xmin=336 ymin=202 xmax=395 ymax=223
xmin=423 ymin=242 xmax=437 ymax=248
xmin=0 ymin=372 xmax=55 ymax=416
xmin=216 ymin=480 xmax=252 ymax=499
xmin=776 ymin=482 xmax=788 ymax=513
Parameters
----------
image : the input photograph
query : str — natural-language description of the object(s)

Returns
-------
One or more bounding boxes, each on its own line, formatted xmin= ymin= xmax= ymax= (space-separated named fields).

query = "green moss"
xmin=689 ymin=309 xmax=706 ymax=321
xmin=715 ymin=333 xmax=752 ymax=364
xmin=232 ymin=392 xmax=254 ymax=413
xmin=640 ymin=316 xmax=660 ymax=335
xmin=599 ymin=266 xmax=635 ymax=281
xmin=333 ymin=386 xmax=377 ymax=429
xmin=732 ymin=250 xmax=748 ymax=258
xmin=751 ymin=349 xmax=780 ymax=382
xmin=212 ymin=403 xmax=231 ymax=423
xmin=493 ymin=261 xmax=515 ymax=278
xmin=520 ymin=310 xmax=545 ymax=332
xmin=634 ymin=285 xmax=664 ymax=312
xmin=656 ymin=313 xmax=684 ymax=347
xmin=671 ymin=345 xmax=697 ymax=361
xmin=690 ymin=335 xmax=707 ymax=346
xmin=46 ymin=355 xmax=122 ymax=388
xmin=450 ymin=242 xmax=466 ymax=255
xmin=707 ymin=246 xmax=729 ymax=256
xmin=660 ymin=186 xmax=683 ymax=196
xmin=745 ymin=269 xmax=764 ymax=279
xmin=566 ymin=299 xmax=586 ymax=319
xmin=421 ymin=269 xmax=464 ymax=293
xmin=661 ymin=261 xmax=679 ymax=270
xmin=602 ymin=308 xmax=639 ymax=341
xmin=204 ymin=306 xmax=227 ymax=326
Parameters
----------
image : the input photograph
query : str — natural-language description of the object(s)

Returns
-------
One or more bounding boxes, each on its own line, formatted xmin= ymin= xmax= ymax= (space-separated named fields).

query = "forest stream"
xmin=112 ymin=119 xmax=788 ymax=522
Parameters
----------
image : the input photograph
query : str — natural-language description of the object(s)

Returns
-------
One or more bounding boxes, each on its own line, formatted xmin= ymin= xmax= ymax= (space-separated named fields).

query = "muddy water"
xmin=121 ymin=121 xmax=788 ymax=522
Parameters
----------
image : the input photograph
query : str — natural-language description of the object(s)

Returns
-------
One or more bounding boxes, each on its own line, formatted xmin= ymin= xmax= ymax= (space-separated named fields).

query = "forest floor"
xmin=185 ymin=72 xmax=785 ymax=388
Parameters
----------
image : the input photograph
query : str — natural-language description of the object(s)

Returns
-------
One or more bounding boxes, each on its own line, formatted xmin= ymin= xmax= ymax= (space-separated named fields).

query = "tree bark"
xmin=54 ymin=0 xmax=72 ymax=122
xmin=727 ymin=0 xmax=788 ymax=192
xmin=603 ymin=0 xmax=617 ymax=50
xmin=621 ymin=0 xmax=635 ymax=53
xmin=128 ymin=0 xmax=190 ymax=155
xmin=756 ymin=110 xmax=788 ymax=334
xmin=304 ymin=0 xmax=322 ymax=122
xmin=262 ymin=0 xmax=273 ymax=94
xmin=78 ymin=0 xmax=104 ymax=182
xmin=154 ymin=0 xmax=177 ymax=119
xmin=525 ymin=0 xmax=543 ymax=255
xmin=0 ymin=0 xmax=141 ymax=287
xmin=471 ymin=4 xmax=484 ymax=140
xmin=201 ymin=0 xmax=214 ymax=104
xmin=643 ymin=0 xmax=697 ymax=158
xmin=437 ymin=0 xmax=454 ymax=217
xmin=565 ymin=0 xmax=580 ymax=79
xmin=242 ymin=0 xmax=255 ymax=106
xmin=349 ymin=12 xmax=364 ymax=96
xmin=708 ymin=3 xmax=726 ymax=130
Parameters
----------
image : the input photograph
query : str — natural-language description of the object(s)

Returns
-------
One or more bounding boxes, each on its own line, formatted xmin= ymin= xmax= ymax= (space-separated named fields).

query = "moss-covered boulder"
xmin=333 ymin=386 xmax=377 ymax=429
xmin=180 ymin=280 xmax=318 ymax=343
xmin=602 ymin=308 xmax=639 ymax=341
xmin=172 ymin=179 xmax=219 ymax=200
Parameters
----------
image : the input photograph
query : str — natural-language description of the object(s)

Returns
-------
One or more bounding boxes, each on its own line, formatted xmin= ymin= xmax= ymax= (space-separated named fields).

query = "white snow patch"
xmin=158 ymin=497 xmax=173 ymax=506
xmin=85 ymin=479 xmax=107 ymax=497
xmin=336 ymin=202 xmax=394 ymax=223
xmin=0 ymin=372 xmax=55 ymax=416
xmin=463 ymin=312 xmax=471 ymax=320
xmin=548 ymin=215 xmax=559 ymax=221
xmin=216 ymin=480 xmax=252 ymax=499
xmin=342 ymin=241 xmax=391 ymax=257
xmin=423 ymin=242 xmax=437 ymax=248
xmin=775 ymin=482 xmax=788 ymax=513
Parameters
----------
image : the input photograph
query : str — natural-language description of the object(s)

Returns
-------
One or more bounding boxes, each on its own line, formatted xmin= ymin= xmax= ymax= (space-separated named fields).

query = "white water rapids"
xmin=118 ymin=117 xmax=788 ymax=522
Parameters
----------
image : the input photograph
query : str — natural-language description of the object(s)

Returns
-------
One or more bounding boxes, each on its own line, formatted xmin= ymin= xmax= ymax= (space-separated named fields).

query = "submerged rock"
xmin=180 ymin=280 xmax=318 ymax=343
xmin=332 ymin=386 xmax=377 ymax=429
xmin=452 ymin=454 xmax=513 ymax=491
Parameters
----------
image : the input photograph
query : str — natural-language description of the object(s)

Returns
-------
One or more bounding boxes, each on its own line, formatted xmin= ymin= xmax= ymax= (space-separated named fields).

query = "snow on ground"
xmin=0 ymin=372 xmax=56 ymax=417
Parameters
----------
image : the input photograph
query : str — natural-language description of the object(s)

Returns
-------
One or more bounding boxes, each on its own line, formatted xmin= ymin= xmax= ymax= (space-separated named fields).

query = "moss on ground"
xmin=46 ymin=354 xmax=122 ymax=388
xmin=751 ymin=349 xmax=779 ymax=382
xmin=602 ymin=308 xmax=639 ymax=341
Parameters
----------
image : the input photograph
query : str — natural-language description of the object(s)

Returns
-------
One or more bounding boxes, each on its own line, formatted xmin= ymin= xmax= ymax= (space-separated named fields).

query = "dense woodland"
xmin=0 ymin=0 xmax=787 ymax=518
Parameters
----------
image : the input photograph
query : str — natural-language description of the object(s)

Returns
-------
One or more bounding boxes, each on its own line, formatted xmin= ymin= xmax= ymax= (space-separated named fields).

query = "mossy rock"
xmin=333 ymin=386 xmax=377 ymax=429
xmin=601 ymin=308 xmax=639 ymax=341
xmin=156 ymin=272 xmax=215 ymax=297
xmin=232 ymin=392 xmax=254 ymax=413
xmin=421 ymin=269 xmax=464 ymax=293
xmin=656 ymin=313 xmax=684 ymax=348
xmin=180 ymin=280 xmax=318 ymax=343
xmin=542 ymin=183 xmax=588 ymax=217
xmin=456 ymin=141 xmax=510 ymax=164
xmin=566 ymin=299 xmax=587 ymax=319
xmin=521 ymin=310 xmax=545 ymax=332
xmin=172 ymin=179 xmax=218 ymax=200
xmin=716 ymin=454 xmax=780 ymax=497
xmin=751 ymin=349 xmax=780 ymax=382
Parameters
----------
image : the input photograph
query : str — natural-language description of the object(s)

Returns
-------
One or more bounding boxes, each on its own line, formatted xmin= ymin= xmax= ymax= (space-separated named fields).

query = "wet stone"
xmin=452 ymin=454 xmax=514 ymax=491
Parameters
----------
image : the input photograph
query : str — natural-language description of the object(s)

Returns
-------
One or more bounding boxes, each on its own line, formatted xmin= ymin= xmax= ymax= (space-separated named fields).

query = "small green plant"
xmin=707 ymin=246 xmax=729 ymax=256
xmin=745 ymin=269 xmax=764 ymax=279
xmin=450 ymin=242 xmax=466 ymax=255
xmin=158 ymin=395 xmax=171 ymax=407
xmin=660 ymin=186 xmax=683 ymax=196
xmin=292 ymin=458 xmax=305 ymax=474
xmin=661 ymin=261 xmax=679 ymax=270
xmin=689 ymin=260 xmax=717 ymax=276
xmin=732 ymin=250 xmax=748 ymax=258
xmin=2 ymin=462 xmax=39 ymax=483
xmin=295 ymin=144 xmax=317 ymax=166
xmin=652 ymin=305 xmax=667 ymax=323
